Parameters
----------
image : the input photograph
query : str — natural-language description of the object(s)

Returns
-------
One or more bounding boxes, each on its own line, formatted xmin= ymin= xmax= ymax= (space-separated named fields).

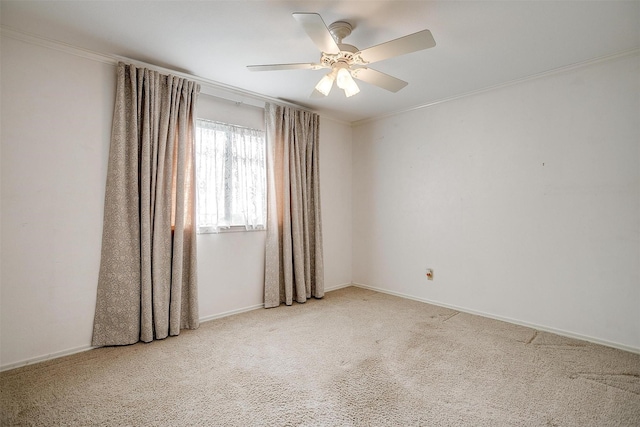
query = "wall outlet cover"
xmin=426 ymin=268 xmax=434 ymax=280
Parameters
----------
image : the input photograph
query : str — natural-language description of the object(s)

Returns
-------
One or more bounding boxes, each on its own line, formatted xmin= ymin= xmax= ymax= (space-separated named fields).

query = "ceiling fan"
xmin=247 ymin=13 xmax=436 ymax=98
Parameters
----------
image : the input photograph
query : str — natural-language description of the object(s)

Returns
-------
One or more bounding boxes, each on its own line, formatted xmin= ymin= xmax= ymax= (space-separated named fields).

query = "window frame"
xmin=194 ymin=118 xmax=267 ymax=234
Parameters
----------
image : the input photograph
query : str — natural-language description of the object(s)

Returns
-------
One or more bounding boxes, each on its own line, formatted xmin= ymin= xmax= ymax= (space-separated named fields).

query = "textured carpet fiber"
xmin=1 ymin=286 xmax=639 ymax=426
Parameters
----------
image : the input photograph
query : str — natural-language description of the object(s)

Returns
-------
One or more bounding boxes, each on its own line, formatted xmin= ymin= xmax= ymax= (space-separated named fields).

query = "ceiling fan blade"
xmin=357 ymin=30 xmax=436 ymax=64
xmin=247 ymin=63 xmax=322 ymax=72
xmin=351 ymin=67 xmax=408 ymax=93
xmin=292 ymin=12 xmax=340 ymax=54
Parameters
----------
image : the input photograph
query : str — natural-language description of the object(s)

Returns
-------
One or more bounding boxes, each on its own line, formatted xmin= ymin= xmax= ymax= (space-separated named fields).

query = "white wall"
xmin=0 ymin=35 xmax=353 ymax=369
xmin=352 ymin=53 xmax=640 ymax=351
xmin=319 ymin=117 xmax=353 ymax=290
xmin=1 ymin=36 xmax=113 ymax=367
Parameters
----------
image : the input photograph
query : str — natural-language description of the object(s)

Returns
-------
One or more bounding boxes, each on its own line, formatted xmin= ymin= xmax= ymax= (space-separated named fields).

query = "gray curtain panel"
xmin=264 ymin=103 xmax=324 ymax=308
xmin=92 ymin=62 xmax=200 ymax=346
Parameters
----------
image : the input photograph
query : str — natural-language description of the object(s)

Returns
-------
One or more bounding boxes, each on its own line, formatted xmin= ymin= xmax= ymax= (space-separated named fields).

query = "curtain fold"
xmin=264 ymin=103 xmax=324 ymax=308
xmin=92 ymin=62 xmax=200 ymax=346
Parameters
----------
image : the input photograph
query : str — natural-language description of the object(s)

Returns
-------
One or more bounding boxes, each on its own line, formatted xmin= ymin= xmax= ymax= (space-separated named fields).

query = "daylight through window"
xmin=195 ymin=119 xmax=266 ymax=233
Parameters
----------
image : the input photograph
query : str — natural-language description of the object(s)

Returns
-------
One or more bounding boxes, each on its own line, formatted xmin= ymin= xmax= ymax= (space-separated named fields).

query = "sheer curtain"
xmin=264 ymin=103 xmax=324 ymax=308
xmin=195 ymin=120 xmax=266 ymax=232
xmin=92 ymin=62 xmax=200 ymax=346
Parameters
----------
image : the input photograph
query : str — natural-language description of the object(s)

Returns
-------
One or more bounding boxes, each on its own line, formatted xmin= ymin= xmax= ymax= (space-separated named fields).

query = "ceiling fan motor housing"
xmin=320 ymin=45 xmax=363 ymax=69
xmin=328 ymin=21 xmax=352 ymax=43
xmin=322 ymin=21 xmax=368 ymax=70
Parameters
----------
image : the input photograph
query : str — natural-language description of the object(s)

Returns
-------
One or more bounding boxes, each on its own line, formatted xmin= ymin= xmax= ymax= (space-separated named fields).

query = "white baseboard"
xmin=1 ymin=303 xmax=265 ymax=372
xmin=7 ymin=281 xmax=632 ymax=372
xmin=199 ymin=303 xmax=264 ymax=323
xmin=0 ymin=286 xmax=351 ymax=372
xmin=352 ymin=282 xmax=640 ymax=355
xmin=325 ymin=282 xmax=354 ymax=292
xmin=0 ymin=344 xmax=97 ymax=373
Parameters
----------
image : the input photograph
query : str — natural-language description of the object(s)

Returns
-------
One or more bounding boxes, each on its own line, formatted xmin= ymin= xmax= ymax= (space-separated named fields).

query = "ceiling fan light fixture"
xmin=336 ymin=67 xmax=360 ymax=97
xmin=343 ymin=81 xmax=360 ymax=97
xmin=335 ymin=67 xmax=351 ymax=89
xmin=315 ymin=73 xmax=335 ymax=96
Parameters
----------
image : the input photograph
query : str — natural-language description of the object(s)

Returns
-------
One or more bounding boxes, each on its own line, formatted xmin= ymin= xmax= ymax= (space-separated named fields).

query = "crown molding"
xmin=351 ymin=48 xmax=640 ymax=127
xmin=5 ymin=25 xmax=632 ymax=128
xmin=1 ymin=25 xmax=115 ymax=64
xmin=1 ymin=25 xmax=348 ymax=122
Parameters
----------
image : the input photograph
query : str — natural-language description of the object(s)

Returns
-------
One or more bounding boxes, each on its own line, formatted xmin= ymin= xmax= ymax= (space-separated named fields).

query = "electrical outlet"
xmin=426 ymin=268 xmax=434 ymax=280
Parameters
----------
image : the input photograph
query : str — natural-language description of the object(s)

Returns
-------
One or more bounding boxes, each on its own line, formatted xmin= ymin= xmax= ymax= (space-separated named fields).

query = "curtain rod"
xmin=113 ymin=55 xmax=313 ymax=113
xmin=196 ymin=117 xmax=265 ymax=133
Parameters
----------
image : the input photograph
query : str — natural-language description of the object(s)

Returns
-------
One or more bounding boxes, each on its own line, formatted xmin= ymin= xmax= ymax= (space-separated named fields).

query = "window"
xmin=195 ymin=119 xmax=266 ymax=233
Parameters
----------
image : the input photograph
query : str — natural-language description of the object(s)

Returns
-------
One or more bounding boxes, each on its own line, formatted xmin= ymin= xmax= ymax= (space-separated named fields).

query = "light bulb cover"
xmin=315 ymin=73 xmax=335 ymax=96
xmin=343 ymin=81 xmax=360 ymax=97
xmin=336 ymin=68 xmax=352 ymax=89
xmin=335 ymin=66 xmax=360 ymax=97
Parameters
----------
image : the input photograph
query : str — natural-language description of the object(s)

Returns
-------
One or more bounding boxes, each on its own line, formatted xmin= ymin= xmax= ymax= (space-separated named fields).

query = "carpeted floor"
xmin=1 ymin=286 xmax=639 ymax=426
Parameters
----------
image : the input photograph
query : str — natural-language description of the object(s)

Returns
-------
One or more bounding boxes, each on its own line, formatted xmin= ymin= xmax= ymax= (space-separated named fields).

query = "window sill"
xmin=197 ymin=226 xmax=266 ymax=235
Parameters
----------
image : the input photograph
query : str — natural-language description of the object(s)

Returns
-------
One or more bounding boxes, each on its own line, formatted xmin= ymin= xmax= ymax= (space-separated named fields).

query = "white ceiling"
xmin=1 ymin=1 xmax=639 ymax=123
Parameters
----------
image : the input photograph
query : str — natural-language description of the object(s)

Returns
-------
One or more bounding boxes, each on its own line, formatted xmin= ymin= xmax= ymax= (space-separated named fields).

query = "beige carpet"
xmin=1 ymin=286 xmax=639 ymax=426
